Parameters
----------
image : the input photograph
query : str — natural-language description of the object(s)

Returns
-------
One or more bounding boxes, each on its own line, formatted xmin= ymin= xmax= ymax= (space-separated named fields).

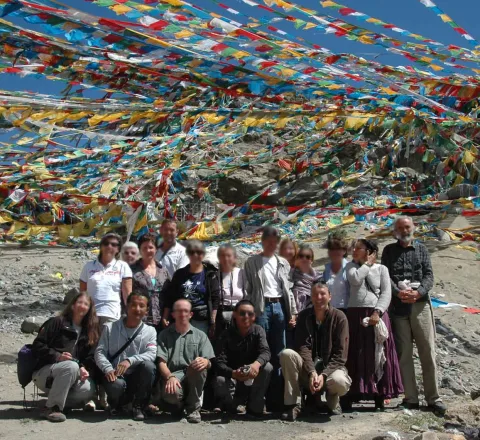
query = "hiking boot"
xmin=186 ymin=409 xmax=201 ymax=424
xmin=340 ymin=396 xmax=353 ymax=412
xmin=428 ymin=401 xmax=447 ymax=417
xmin=396 ymin=400 xmax=420 ymax=411
xmin=45 ymin=406 xmax=66 ymax=423
xmin=132 ymin=406 xmax=145 ymax=421
xmin=84 ymin=400 xmax=96 ymax=412
xmin=280 ymin=404 xmax=301 ymax=422
xmin=327 ymin=406 xmax=342 ymax=416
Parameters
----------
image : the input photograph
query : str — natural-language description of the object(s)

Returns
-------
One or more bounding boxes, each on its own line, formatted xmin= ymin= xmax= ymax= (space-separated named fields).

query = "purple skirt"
xmin=346 ymin=308 xmax=404 ymax=401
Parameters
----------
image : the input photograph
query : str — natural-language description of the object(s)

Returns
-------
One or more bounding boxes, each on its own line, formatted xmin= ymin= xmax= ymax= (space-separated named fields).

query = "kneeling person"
xmin=214 ymin=300 xmax=272 ymax=417
xmin=157 ymin=299 xmax=215 ymax=423
xmin=32 ymin=292 xmax=100 ymax=422
xmin=280 ymin=281 xmax=351 ymax=421
xmin=95 ymin=292 xmax=157 ymax=421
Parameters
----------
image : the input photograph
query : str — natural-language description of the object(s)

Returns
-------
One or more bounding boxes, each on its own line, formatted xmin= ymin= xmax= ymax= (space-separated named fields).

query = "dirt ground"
xmin=0 ymin=216 xmax=479 ymax=440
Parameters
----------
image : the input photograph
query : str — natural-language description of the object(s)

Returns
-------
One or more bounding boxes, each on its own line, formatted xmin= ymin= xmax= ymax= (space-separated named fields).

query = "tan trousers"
xmin=391 ymin=301 xmax=440 ymax=405
xmin=280 ymin=349 xmax=351 ymax=410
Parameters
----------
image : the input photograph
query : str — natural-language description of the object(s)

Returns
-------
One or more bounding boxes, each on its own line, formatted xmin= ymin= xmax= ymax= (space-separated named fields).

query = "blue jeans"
xmin=256 ymin=301 xmax=286 ymax=370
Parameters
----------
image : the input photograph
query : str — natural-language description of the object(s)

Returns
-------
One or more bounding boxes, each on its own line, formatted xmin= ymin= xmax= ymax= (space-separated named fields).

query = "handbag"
xmin=108 ymin=323 xmax=144 ymax=363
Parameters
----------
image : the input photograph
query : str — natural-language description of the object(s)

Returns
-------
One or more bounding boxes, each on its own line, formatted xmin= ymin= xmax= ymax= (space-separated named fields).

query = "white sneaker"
xmin=84 ymin=400 xmax=96 ymax=412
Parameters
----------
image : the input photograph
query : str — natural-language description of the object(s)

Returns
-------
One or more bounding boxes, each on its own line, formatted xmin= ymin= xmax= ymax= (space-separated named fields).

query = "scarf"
xmin=292 ymin=268 xmax=319 ymax=312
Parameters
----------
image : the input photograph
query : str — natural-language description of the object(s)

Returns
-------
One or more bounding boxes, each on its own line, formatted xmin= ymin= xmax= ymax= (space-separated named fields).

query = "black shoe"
xmin=132 ymin=406 xmax=145 ymax=421
xmin=428 ymin=401 xmax=447 ymax=417
xmin=280 ymin=405 xmax=301 ymax=422
xmin=245 ymin=410 xmax=264 ymax=420
xmin=340 ymin=397 xmax=353 ymax=412
xmin=396 ymin=400 xmax=420 ymax=411
xmin=374 ymin=396 xmax=385 ymax=411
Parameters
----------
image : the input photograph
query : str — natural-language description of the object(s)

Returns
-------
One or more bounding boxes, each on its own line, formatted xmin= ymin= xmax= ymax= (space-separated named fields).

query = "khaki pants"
xmin=280 ymin=349 xmax=351 ymax=410
xmin=391 ymin=301 xmax=440 ymax=405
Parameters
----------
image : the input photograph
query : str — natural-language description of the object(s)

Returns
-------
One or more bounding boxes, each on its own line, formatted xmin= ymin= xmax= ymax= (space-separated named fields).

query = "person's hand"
xmin=288 ymin=315 xmax=297 ymax=329
xmin=115 ymin=359 xmax=131 ymax=377
xmin=248 ymin=362 xmax=261 ymax=379
xmin=232 ymin=369 xmax=249 ymax=382
xmin=369 ymin=311 xmax=380 ymax=326
xmin=58 ymin=352 xmax=73 ymax=362
xmin=190 ymin=357 xmax=209 ymax=372
xmin=366 ymin=252 xmax=377 ymax=266
xmin=161 ymin=318 xmax=170 ymax=329
xmin=79 ymin=367 xmax=89 ymax=382
xmin=402 ymin=290 xmax=422 ymax=304
xmin=208 ymin=323 xmax=216 ymax=339
xmin=398 ymin=289 xmax=411 ymax=299
xmin=165 ymin=376 xmax=181 ymax=394
xmin=105 ymin=370 xmax=116 ymax=383
xmin=309 ymin=371 xmax=319 ymax=394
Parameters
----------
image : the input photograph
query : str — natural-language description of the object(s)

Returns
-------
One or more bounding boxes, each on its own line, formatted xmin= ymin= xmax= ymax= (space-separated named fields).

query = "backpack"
xmin=17 ymin=344 xmax=37 ymax=388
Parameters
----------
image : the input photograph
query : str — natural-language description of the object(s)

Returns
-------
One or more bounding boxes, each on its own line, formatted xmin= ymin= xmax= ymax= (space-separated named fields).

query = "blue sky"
xmin=2 ymin=0 xmax=480 ymax=96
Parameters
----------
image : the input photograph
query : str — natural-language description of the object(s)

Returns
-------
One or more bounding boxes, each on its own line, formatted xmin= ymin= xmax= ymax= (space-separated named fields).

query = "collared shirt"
xmin=80 ymin=259 xmax=132 ymax=319
xmin=155 ymin=241 xmax=189 ymax=279
xmin=381 ymin=241 xmax=434 ymax=315
xmin=157 ymin=324 xmax=215 ymax=374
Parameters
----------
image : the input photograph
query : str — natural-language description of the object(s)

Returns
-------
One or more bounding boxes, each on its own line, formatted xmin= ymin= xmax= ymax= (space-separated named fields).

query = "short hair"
xmin=173 ymin=298 xmax=192 ymax=311
xmin=354 ymin=238 xmax=378 ymax=255
xmin=279 ymin=238 xmax=298 ymax=258
xmin=186 ymin=240 xmax=205 ymax=254
xmin=326 ymin=236 xmax=349 ymax=252
xmin=217 ymin=243 xmax=237 ymax=259
xmin=138 ymin=233 xmax=158 ymax=249
xmin=393 ymin=216 xmax=414 ymax=230
xmin=311 ymin=280 xmax=330 ymax=292
xmin=161 ymin=218 xmax=177 ymax=228
xmin=261 ymin=226 xmax=281 ymax=242
xmin=127 ymin=291 xmax=149 ymax=304
xmin=297 ymin=244 xmax=314 ymax=260
xmin=234 ymin=299 xmax=255 ymax=311
xmin=122 ymin=241 xmax=139 ymax=253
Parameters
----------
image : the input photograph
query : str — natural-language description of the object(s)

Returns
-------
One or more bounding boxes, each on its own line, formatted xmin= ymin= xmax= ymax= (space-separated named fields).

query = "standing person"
xmin=216 ymin=244 xmax=246 ymax=335
xmin=162 ymin=240 xmax=220 ymax=336
xmin=280 ymin=282 xmax=351 ymax=421
xmin=121 ymin=241 xmax=140 ymax=266
xmin=322 ymin=233 xmax=350 ymax=312
xmin=95 ymin=292 xmax=157 ymax=421
xmin=214 ymin=300 xmax=272 ymax=417
xmin=344 ymin=239 xmax=403 ymax=411
xmin=131 ymin=233 xmax=169 ymax=328
xmin=381 ymin=216 xmax=446 ymax=416
xmin=31 ymin=292 xmax=100 ymax=422
xmin=157 ymin=299 xmax=215 ymax=424
xmin=156 ymin=219 xmax=189 ymax=279
xmin=244 ymin=226 xmax=297 ymax=370
xmin=279 ymin=238 xmax=298 ymax=270
xmin=80 ymin=233 xmax=132 ymax=326
xmin=291 ymin=245 xmax=319 ymax=313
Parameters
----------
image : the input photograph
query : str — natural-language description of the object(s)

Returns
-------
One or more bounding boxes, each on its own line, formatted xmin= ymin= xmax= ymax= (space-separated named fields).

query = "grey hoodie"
xmin=95 ymin=319 xmax=157 ymax=374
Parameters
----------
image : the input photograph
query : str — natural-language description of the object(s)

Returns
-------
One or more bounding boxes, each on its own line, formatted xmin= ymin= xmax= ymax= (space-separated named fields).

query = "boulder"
xmin=21 ymin=317 xmax=47 ymax=334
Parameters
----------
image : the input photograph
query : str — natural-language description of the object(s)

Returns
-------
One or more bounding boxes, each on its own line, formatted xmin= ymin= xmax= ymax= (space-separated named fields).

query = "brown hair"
xmin=99 ymin=232 xmax=122 ymax=260
xmin=61 ymin=291 xmax=100 ymax=346
xmin=279 ymin=238 xmax=298 ymax=260
xmin=138 ymin=233 xmax=158 ymax=250
xmin=325 ymin=234 xmax=349 ymax=257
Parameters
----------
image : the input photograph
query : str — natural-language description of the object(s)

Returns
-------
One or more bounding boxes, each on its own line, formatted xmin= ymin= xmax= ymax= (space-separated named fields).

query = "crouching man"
xmin=214 ymin=300 xmax=273 ymax=418
xmin=280 ymin=281 xmax=351 ymax=421
xmin=157 ymin=299 xmax=215 ymax=423
xmin=95 ymin=292 xmax=157 ymax=421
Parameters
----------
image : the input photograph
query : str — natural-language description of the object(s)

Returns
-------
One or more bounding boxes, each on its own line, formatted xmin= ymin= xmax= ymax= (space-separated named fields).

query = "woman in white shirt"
xmin=215 ymin=244 xmax=246 ymax=335
xmin=80 ymin=233 xmax=132 ymax=327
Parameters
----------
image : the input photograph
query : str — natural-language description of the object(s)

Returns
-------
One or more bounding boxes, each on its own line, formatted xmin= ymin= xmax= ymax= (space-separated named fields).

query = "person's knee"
xmin=326 ymin=370 xmax=351 ymax=397
xmin=137 ymin=360 xmax=156 ymax=377
xmin=105 ymin=379 xmax=126 ymax=398
xmin=186 ymin=366 xmax=207 ymax=380
xmin=279 ymin=349 xmax=297 ymax=367
xmin=56 ymin=360 xmax=80 ymax=376
xmin=163 ymin=388 xmax=182 ymax=406
xmin=262 ymin=362 xmax=274 ymax=376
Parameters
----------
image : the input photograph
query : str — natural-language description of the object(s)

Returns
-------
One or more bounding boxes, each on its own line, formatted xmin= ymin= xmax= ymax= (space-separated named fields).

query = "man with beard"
xmin=381 ymin=216 xmax=446 ymax=416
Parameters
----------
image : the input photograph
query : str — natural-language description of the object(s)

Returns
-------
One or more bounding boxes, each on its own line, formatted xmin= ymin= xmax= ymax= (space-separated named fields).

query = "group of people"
xmin=29 ymin=216 xmax=446 ymax=425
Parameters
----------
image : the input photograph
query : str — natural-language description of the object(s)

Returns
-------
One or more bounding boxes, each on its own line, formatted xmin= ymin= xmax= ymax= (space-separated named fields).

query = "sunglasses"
xmin=298 ymin=254 xmax=312 ymax=260
xmin=188 ymin=250 xmax=205 ymax=256
xmin=102 ymin=241 xmax=120 ymax=248
xmin=238 ymin=310 xmax=255 ymax=317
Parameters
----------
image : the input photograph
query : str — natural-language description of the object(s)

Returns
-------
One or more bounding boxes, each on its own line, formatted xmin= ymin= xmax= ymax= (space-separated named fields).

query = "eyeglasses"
xmin=298 ymin=254 xmax=312 ymax=260
xmin=102 ymin=241 xmax=120 ymax=248
xmin=238 ymin=310 xmax=255 ymax=317
xmin=188 ymin=250 xmax=205 ymax=256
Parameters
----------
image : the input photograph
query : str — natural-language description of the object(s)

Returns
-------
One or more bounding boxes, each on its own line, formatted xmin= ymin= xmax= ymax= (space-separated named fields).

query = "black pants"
xmin=103 ymin=360 xmax=156 ymax=409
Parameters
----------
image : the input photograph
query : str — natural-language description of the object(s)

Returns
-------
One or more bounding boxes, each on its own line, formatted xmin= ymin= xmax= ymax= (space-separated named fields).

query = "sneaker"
xmin=396 ymin=400 xmax=420 ymax=411
xmin=84 ymin=400 xmax=96 ymax=412
xmin=428 ymin=401 xmax=447 ymax=417
xmin=327 ymin=406 xmax=342 ymax=416
xmin=132 ymin=406 xmax=145 ymax=421
xmin=280 ymin=404 xmax=301 ymax=422
xmin=186 ymin=409 xmax=201 ymax=424
xmin=45 ymin=406 xmax=67 ymax=423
